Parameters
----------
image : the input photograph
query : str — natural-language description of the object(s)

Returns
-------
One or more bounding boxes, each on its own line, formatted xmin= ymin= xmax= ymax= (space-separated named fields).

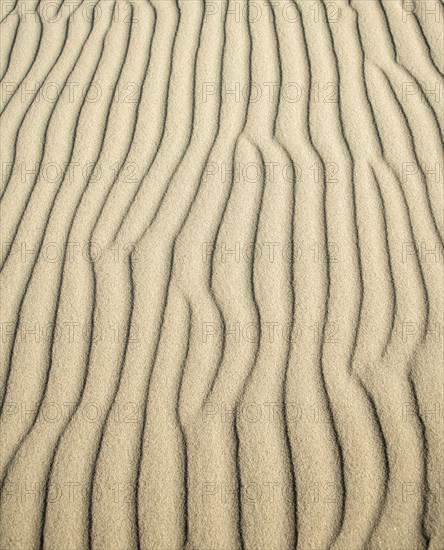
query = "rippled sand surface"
xmin=0 ymin=1 xmax=443 ymax=548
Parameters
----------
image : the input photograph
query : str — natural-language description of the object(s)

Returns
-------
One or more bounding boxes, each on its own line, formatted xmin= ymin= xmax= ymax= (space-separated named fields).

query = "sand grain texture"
xmin=0 ymin=0 xmax=443 ymax=549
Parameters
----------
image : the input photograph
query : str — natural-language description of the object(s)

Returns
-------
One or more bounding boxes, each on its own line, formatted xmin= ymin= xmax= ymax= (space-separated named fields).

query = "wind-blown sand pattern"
xmin=0 ymin=0 xmax=443 ymax=549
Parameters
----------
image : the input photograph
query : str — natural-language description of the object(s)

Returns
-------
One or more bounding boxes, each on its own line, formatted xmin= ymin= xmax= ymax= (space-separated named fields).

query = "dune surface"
xmin=0 ymin=0 xmax=443 ymax=549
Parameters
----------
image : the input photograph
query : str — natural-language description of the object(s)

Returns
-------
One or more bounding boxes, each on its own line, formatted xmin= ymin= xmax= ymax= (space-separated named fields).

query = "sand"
xmin=0 ymin=0 xmax=443 ymax=548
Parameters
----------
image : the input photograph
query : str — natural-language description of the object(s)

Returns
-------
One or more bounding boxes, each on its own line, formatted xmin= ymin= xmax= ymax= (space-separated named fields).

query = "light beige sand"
xmin=0 ymin=0 xmax=443 ymax=548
